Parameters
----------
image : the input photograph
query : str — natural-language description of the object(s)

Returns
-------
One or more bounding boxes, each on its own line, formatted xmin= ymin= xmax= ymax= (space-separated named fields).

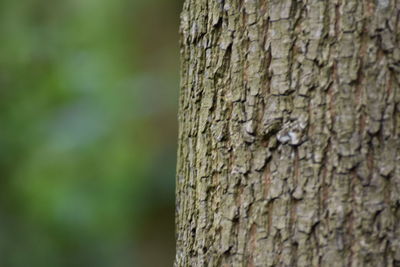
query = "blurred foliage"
xmin=0 ymin=0 xmax=181 ymax=266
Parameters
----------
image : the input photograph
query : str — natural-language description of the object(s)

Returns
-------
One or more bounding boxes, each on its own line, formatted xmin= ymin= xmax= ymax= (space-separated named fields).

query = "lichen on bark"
xmin=176 ymin=0 xmax=400 ymax=266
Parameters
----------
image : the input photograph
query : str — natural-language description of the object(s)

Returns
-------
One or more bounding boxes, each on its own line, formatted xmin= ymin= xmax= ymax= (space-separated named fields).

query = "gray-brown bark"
xmin=176 ymin=0 xmax=400 ymax=266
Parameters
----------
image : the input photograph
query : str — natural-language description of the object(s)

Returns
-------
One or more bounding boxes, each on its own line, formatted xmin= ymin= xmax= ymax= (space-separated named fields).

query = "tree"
xmin=175 ymin=0 xmax=400 ymax=266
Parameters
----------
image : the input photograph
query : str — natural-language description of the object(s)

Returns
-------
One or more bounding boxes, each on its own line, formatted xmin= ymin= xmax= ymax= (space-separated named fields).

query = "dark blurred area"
xmin=0 ymin=0 xmax=181 ymax=266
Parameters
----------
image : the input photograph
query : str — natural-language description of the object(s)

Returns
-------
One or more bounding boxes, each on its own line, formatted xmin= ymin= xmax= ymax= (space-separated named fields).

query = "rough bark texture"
xmin=176 ymin=0 xmax=400 ymax=266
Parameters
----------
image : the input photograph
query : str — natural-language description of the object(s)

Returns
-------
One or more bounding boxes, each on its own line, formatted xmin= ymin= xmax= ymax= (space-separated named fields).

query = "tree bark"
xmin=176 ymin=0 xmax=400 ymax=266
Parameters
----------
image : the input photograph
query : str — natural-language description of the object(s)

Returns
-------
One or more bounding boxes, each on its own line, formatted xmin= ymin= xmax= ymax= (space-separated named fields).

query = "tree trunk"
xmin=176 ymin=0 xmax=400 ymax=266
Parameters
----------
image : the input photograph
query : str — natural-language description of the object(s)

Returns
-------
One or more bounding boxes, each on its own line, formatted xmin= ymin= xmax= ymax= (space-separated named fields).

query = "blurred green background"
xmin=0 ymin=0 xmax=181 ymax=266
